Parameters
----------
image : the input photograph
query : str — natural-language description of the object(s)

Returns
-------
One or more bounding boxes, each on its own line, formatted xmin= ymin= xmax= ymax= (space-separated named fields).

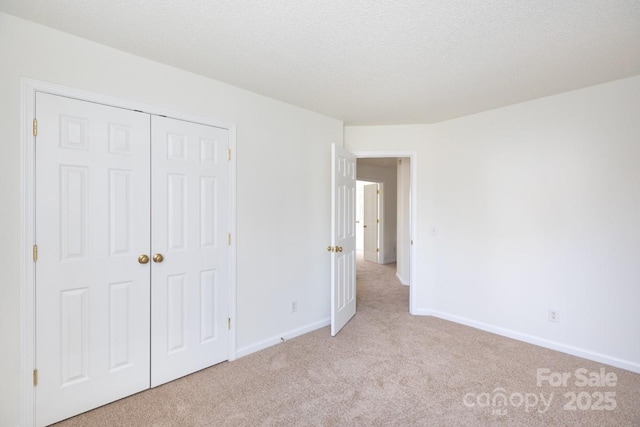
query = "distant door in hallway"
xmin=363 ymin=183 xmax=379 ymax=263
xmin=330 ymin=144 xmax=356 ymax=336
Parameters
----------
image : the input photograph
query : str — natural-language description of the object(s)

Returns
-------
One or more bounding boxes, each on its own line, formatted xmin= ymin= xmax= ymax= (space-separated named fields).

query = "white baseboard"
xmin=395 ymin=272 xmax=409 ymax=286
xmin=236 ymin=317 xmax=330 ymax=359
xmin=414 ymin=309 xmax=640 ymax=374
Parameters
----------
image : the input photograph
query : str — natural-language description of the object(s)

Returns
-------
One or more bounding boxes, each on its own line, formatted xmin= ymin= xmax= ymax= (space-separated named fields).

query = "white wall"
xmin=345 ymin=75 xmax=640 ymax=373
xmin=0 ymin=13 xmax=342 ymax=426
xmin=357 ymin=160 xmax=397 ymax=263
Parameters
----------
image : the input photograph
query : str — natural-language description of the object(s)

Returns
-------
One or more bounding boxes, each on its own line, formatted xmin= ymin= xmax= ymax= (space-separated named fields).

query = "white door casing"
xmin=34 ymin=93 xmax=152 ymax=426
xmin=351 ymin=150 xmax=418 ymax=316
xmin=330 ymin=144 xmax=357 ymax=336
xmin=363 ymin=183 xmax=379 ymax=263
xmin=150 ymin=116 xmax=230 ymax=387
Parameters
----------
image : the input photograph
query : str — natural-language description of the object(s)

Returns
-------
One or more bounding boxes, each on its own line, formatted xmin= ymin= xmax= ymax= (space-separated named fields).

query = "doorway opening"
xmin=355 ymin=155 xmax=414 ymax=312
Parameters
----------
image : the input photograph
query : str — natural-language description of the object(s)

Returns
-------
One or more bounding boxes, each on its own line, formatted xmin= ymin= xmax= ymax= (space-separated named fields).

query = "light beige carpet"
xmin=55 ymin=255 xmax=640 ymax=426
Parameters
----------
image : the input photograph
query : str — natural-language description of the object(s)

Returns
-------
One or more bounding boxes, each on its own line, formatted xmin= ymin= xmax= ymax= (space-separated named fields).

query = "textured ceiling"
xmin=2 ymin=1 xmax=640 ymax=124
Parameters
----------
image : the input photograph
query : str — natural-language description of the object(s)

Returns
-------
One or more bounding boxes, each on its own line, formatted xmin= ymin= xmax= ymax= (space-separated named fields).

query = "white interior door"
xmin=355 ymin=183 xmax=364 ymax=251
xmin=150 ymin=116 xmax=230 ymax=387
xmin=363 ymin=183 xmax=379 ymax=263
xmin=330 ymin=144 xmax=357 ymax=336
xmin=35 ymin=93 xmax=151 ymax=426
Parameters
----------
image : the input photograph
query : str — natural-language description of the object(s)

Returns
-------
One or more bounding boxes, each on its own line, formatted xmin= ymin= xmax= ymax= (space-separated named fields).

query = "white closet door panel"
xmin=151 ymin=116 xmax=229 ymax=387
xmin=35 ymin=93 xmax=151 ymax=427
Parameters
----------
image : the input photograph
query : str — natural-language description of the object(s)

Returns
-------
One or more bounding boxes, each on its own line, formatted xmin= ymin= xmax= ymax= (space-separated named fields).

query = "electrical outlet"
xmin=548 ymin=309 xmax=560 ymax=323
xmin=291 ymin=300 xmax=297 ymax=313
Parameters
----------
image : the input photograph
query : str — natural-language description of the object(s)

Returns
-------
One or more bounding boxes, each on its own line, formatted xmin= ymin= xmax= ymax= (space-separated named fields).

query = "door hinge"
xmin=376 ymin=248 xmax=380 ymax=252
xmin=376 ymin=189 xmax=380 ymax=195
xmin=227 ymin=148 xmax=231 ymax=161
xmin=33 ymin=369 xmax=38 ymax=386
xmin=33 ymin=244 xmax=38 ymax=262
xmin=227 ymin=233 xmax=231 ymax=245
xmin=227 ymin=318 xmax=231 ymax=330
xmin=33 ymin=118 xmax=38 ymax=137
xmin=376 ymin=219 xmax=380 ymax=224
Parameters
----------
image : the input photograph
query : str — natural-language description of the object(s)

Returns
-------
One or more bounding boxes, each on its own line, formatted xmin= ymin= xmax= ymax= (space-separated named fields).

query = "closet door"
xmin=150 ymin=116 xmax=230 ymax=386
xmin=34 ymin=93 xmax=151 ymax=426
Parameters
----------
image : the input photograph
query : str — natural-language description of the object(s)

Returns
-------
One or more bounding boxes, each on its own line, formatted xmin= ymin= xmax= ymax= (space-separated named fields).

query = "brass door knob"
xmin=153 ymin=253 xmax=164 ymax=263
xmin=327 ymin=246 xmax=334 ymax=252
xmin=138 ymin=254 xmax=150 ymax=264
xmin=337 ymin=246 xmax=343 ymax=252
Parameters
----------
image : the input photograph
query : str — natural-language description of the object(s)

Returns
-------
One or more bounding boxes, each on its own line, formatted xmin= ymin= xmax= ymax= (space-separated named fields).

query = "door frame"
xmin=352 ymin=151 xmax=417 ymax=315
xmin=19 ymin=78 xmax=238 ymax=427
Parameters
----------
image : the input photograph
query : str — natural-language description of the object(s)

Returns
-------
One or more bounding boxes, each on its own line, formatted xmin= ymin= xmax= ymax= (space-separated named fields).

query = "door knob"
xmin=138 ymin=254 xmax=150 ymax=264
xmin=153 ymin=253 xmax=164 ymax=263
xmin=337 ymin=246 xmax=343 ymax=252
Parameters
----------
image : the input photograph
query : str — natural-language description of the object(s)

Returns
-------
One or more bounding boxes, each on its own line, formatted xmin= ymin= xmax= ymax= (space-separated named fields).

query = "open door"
xmin=330 ymin=144 xmax=356 ymax=336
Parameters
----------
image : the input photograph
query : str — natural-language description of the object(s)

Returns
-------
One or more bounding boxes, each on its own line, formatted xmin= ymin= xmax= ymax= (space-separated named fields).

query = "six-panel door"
xmin=34 ymin=93 xmax=230 ymax=426
xmin=150 ymin=116 xmax=230 ymax=387
xmin=35 ymin=93 xmax=152 ymax=426
xmin=330 ymin=144 xmax=357 ymax=336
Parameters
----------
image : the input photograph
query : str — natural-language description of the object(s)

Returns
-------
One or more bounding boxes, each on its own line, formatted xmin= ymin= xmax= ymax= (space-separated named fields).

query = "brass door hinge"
xmin=33 ymin=369 xmax=38 ymax=386
xmin=33 ymin=118 xmax=38 ymax=137
xmin=227 ymin=318 xmax=231 ymax=330
xmin=227 ymin=148 xmax=231 ymax=161
xmin=376 ymin=189 xmax=380 ymax=195
xmin=227 ymin=233 xmax=231 ymax=245
xmin=376 ymin=219 xmax=380 ymax=224
xmin=33 ymin=244 xmax=38 ymax=262
xmin=376 ymin=248 xmax=380 ymax=253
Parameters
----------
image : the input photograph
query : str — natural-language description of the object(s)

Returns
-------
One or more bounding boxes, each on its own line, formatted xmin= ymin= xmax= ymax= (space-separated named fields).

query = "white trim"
xmin=351 ymin=150 xmax=418 ymax=315
xmin=417 ymin=309 xmax=640 ymax=374
xmin=377 ymin=182 xmax=383 ymax=264
xmin=20 ymin=79 xmax=36 ymax=427
xmin=395 ymin=272 xmax=409 ymax=286
xmin=227 ymin=125 xmax=237 ymax=362
xmin=21 ymin=79 xmax=234 ymax=130
xmin=236 ymin=318 xmax=331 ymax=359
xmin=20 ymin=78 xmax=238 ymax=426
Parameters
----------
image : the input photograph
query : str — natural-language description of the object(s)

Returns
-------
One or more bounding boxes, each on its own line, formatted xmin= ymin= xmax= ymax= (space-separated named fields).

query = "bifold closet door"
xmin=34 ymin=93 xmax=151 ymax=427
xmin=150 ymin=116 xmax=230 ymax=387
